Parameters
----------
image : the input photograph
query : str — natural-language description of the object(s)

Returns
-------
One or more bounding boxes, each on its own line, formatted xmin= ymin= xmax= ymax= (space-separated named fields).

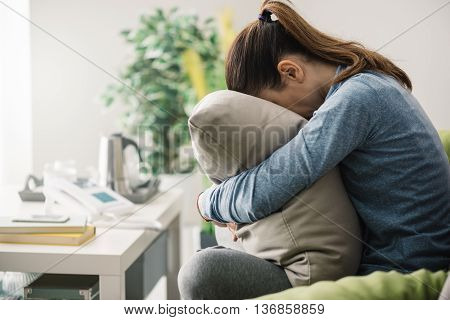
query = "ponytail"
xmin=226 ymin=0 xmax=412 ymax=95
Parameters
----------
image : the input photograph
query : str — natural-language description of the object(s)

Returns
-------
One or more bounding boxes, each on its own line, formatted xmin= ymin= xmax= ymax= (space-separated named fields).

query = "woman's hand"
xmin=197 ymin=192 xmax=238 ymax=241
xmin=210 ymin=221 xmax=238 ymax=242
xmin=227 ymin=223 xmax=238 ymax=242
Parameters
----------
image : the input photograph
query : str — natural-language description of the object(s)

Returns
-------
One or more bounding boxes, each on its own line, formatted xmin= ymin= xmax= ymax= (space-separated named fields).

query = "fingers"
xmin=227 ymin=223 xmax=239 ymax=241
xmin=211 ymin=221 xmax=228 ymax=228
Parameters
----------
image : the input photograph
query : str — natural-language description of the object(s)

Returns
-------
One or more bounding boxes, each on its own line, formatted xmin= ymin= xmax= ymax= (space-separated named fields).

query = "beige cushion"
xmin=189 ymin=90 xmax=362 ymax=286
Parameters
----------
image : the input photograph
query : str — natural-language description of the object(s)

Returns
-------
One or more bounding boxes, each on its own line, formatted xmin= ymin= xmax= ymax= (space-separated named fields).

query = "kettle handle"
xmin=121 ymin=136 xmax=144 ymax=163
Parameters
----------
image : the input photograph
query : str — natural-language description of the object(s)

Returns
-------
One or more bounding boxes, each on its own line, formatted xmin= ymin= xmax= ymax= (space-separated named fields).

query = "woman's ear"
xmin=277 ymin=59 xmax=305 ymax=83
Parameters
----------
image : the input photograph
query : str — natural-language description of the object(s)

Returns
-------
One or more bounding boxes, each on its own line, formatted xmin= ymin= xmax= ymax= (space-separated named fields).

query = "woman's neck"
xmin=313 ymin=62 xmax=338 ymax=102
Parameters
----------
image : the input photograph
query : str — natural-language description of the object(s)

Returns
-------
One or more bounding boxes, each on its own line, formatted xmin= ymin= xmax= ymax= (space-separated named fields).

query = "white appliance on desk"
xmin=42 ymin=174 xmax=162 ymax=230
xmin=44 ymin=174 xmax=134 ymax=217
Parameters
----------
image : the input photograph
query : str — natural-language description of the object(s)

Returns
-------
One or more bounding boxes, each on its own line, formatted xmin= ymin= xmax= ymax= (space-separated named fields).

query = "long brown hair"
xmin=226 ymin=0 xmax=412 ymax=96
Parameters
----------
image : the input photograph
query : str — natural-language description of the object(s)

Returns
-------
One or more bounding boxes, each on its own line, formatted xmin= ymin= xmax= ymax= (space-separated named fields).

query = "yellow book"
xmin=0 ymin=225 xmax=96 ymax=246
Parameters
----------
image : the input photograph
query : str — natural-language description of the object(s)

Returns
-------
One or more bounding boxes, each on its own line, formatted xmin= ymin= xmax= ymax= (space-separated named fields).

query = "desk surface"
xmin=0 ymin=186 xmax=182 ymax=276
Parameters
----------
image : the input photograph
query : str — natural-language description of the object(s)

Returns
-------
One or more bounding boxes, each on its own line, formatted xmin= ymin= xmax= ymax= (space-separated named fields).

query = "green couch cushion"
xmin=439 ymin=130 xmax=450 ymax=161
xmin=256 ymin=269 xmax=447 ymax=300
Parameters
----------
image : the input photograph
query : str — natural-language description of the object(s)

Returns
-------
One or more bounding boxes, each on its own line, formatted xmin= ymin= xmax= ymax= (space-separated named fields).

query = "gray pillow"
xmin=189 ymin=90 xmax=362 ymax=286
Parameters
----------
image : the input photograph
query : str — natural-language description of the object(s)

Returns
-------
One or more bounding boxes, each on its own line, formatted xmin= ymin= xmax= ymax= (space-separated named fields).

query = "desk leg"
xmin=167 ymin=214 xmax=181 ymax=299
xmin=100 ymin=274 xmax=126 ymax=300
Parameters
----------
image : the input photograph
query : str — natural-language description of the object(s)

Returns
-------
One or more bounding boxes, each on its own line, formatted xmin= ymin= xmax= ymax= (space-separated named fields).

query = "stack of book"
xmin=0 ymin=216 xmax=95 ymax=246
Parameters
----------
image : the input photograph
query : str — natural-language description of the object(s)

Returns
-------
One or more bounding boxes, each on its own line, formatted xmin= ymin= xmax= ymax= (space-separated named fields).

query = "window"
xmin=0 ymin=0 xmax=32 ymax=185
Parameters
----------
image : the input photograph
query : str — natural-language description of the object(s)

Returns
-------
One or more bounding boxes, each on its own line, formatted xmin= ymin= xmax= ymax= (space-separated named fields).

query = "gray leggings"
xmin=177 ymin=246 xmax=292 ymax=299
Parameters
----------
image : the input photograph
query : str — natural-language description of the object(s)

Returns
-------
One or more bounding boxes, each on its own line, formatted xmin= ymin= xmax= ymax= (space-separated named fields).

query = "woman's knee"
xmin=178 ymin=248 xmax=224 ymax=300
xmin=178 ymin=246 xmax=292 ymax=299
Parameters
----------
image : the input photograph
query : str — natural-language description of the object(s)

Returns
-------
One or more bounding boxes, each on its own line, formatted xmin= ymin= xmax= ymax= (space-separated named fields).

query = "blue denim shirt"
xmin=201 ymin=67 xmax=450 ymax=274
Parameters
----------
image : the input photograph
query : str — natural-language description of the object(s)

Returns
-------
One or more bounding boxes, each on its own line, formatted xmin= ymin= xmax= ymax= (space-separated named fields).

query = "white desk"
xmin=0 ymin=186 xmax=183 ymax=299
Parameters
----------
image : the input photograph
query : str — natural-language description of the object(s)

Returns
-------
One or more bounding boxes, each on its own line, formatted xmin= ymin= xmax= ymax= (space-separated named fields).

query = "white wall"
xmin=0 ymin=0 xmax=32 ymax=185
xmin=295 ymin=0 xmax=450 ymax=129
xmin=30 ymin=0 xmax=260 ymax=175
xmin=30 ymin=0 xmax=450 ymax=174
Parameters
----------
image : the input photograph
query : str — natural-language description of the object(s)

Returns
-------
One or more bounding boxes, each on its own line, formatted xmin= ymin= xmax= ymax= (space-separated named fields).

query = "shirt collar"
xmin=325 ymin=64 xmax=346 ymax=101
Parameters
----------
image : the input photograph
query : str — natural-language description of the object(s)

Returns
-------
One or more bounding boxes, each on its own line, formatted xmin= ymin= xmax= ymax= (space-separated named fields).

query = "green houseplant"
xmin=102 ymin=8 xmax=226 ymax=175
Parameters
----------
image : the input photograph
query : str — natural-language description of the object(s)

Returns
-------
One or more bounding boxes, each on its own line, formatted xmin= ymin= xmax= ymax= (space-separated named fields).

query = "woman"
xmin=178 ymin=1 xmax=450 ymax=299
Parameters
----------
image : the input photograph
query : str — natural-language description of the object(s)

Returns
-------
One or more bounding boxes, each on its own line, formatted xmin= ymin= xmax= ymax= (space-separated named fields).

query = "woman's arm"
xmin=200 ymin=79 xmax=377 ymax=223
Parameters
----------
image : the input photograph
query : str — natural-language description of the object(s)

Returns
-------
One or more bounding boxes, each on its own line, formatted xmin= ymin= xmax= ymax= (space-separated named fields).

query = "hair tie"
xmin=258 ymin=9 xmax=279 ymax=23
